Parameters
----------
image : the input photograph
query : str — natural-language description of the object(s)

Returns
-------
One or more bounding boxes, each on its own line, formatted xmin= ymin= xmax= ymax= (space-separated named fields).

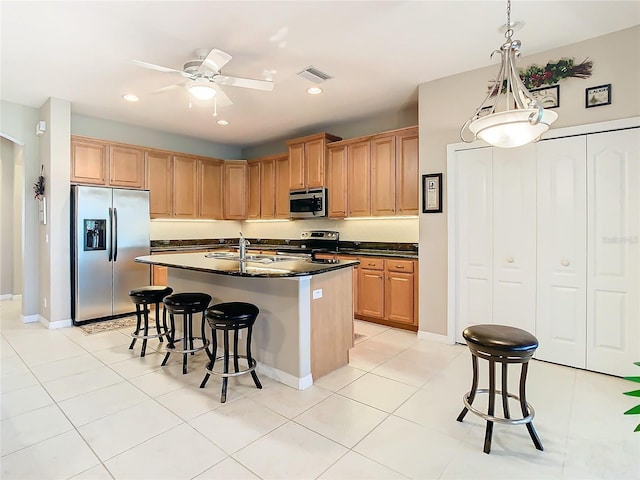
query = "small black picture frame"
xmin=586 ymin=84 xmax=611 ymax=108
xmin=530 ymin=85 xmax=560 ymax=109
xmin=422 ymin=173 xmax=443 ymax=213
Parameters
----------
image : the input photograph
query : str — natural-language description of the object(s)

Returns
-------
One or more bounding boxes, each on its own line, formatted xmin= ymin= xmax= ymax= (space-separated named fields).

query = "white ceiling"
xmin=2 ymin=1 xmax=638 ymax=149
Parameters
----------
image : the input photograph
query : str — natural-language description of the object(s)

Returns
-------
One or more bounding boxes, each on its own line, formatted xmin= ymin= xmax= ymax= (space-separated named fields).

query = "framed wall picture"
xmin=422 ymin=173 xmax=443 ymax=213
xmin=530 ymin=85 xmax=560 ymax=108
xmin=586 ymin=84 xmax=611 ymax=108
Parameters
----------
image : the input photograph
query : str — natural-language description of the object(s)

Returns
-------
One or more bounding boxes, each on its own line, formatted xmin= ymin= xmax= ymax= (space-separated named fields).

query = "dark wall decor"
xmin=422 ymin=173 xmax=443 ymax=213
xmin=586 ymin=84 xmax=612 ymax=108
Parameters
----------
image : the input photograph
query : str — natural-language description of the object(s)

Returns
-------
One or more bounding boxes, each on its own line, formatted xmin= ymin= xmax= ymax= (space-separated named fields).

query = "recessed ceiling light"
xmin=122 ymin=94 xmax=139 ymax=102
xmin=307 ymin=87 xmax=323 ymax=95
xmin=217 ymin=119 xmax=229 ymax=126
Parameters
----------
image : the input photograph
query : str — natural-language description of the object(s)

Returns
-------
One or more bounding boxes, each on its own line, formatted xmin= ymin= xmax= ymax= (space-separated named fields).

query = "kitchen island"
xmin=135 ymin=252 xmax=358 ymax=389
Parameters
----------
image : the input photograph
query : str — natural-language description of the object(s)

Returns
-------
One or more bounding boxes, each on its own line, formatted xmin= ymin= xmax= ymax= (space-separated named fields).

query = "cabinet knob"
xmin=561 ymin=259 xmax=570 ymax=267
xmin=507 ymin=256 xmax=514 ymax=263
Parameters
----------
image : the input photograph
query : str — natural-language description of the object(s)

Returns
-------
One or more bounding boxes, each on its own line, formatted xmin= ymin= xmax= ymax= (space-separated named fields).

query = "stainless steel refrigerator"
xmin=71 ymin=185 xmax=150 ymax=325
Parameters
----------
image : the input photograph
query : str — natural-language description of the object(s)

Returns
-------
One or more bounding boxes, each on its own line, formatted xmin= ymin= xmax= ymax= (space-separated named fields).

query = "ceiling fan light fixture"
xmin=188 ymin=82 xmax=217 ymax=101
xmin=122 ymin=93 xmax=139 ymax=102
xmin=461 ymin=0 xmax=558 ymax=148
xmin=307 ymin=87 xmax=323 ymax=95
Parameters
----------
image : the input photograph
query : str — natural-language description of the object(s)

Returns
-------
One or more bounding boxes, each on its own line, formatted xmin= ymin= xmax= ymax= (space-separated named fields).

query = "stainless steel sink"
xmin=204 ymin=252 xmax=307 ymax=263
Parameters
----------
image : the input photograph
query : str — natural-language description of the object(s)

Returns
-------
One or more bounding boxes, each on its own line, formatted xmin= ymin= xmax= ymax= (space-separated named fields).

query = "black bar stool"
xmin=457 ymin=324 xmax=543 ymax=454
xmin=161 ymin=292 xmax=211 ymax=374
xmin=200 ymin=302 xmax=262 ymax=403
xmin=128 ymin=286 xmax=173 ymax=357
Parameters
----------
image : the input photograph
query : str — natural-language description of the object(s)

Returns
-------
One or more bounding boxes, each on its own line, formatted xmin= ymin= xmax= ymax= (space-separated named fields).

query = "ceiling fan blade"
xmin=213 ymin=75 xmax=274 ymax=91
xmin=131 ymin=59 xmax=185 ymax=75
xmin=150 ymin=82 xmax=185 ymax=95
xmin=198 ymin=48 xmax=232 ymax=73
xmin=211 ymin=84 xmax=233 ymax=107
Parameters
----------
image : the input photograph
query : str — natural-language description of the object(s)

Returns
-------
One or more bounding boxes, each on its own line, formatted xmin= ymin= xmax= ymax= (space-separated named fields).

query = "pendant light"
xmin=187 ymin=79 xmax=217 ymax=101
xmin=461 ymin=0 xmax=557 ymax=148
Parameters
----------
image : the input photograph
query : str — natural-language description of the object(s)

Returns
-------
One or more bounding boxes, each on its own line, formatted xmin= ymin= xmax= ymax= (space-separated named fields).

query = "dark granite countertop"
xmin=136 ymin=252 xmax=359 ymax=278
xmin=150 ymin=238 xmax=418 ymax=259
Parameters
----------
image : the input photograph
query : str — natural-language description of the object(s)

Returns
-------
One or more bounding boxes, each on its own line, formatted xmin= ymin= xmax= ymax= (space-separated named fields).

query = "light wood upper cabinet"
xmin=247 ymin=161 xmax=262 ymax=219
xmin=198 ymin=158 xmax=224 ymax=219
xmin=172 ymin=155 xmax=198 ymax=218
xmin=347 ymin=140 xmax=371 ymax=217
xmin=327 ymin=145 xmax=348 ymax=218
xmin=274 ymin=155 xmax=290 ymax=219
xmin=261 ymin=158 xmax=276 ymax=218
xmin=287 ymin=132 xmax=341 ymax=190
xmin=109 ymin=145 xmax=145 ymax=189
xmin=395 ymin=129 xmax=419 ymax=215
xmin=71 ymin=137 xmax=107 ymax=185
xmin=371 ymin=135 xmax=396 ymax=216
xmin=224 ymin=161 xmax=248 ymax=220
xmin=71 ymin=136 xmax=145 ymax=189
xmin=146 ymin=150 xmax=173 ymax=218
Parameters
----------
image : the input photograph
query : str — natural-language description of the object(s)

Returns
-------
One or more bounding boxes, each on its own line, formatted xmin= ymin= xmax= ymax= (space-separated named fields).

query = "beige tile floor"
xmin=1 ymin=298 xmax=639 ymax=479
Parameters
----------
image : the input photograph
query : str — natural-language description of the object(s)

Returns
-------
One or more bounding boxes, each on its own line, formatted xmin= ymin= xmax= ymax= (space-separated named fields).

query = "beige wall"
xmin=1 ymin=138 xmax=14 ymax=296
xmin=418 ymin=26 xmax=640 ymax=336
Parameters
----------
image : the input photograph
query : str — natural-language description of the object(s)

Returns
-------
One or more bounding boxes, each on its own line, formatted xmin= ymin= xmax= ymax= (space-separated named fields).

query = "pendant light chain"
xmin=505 ymin=0 xmax=513 ymax=39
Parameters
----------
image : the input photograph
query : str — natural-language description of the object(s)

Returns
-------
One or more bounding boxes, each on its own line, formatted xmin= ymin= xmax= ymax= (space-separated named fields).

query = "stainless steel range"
xmin=300 ymin=230 xmax=339 ymax=259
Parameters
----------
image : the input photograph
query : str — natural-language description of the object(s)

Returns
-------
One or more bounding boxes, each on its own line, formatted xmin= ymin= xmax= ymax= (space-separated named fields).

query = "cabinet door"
xmin=327 ymin=146 xmax=348 ymax=218
xmin=198 ymin=159 xmax=223 ymax=219
xmin=305 ymin=138 xmax=325 ymax=188
xmin=288 ymin=143 xmax=305 ymax=190
xmin=172 ymin=155 xmax=198 ymax=218
xmin=396 ymin=131 xmax=419 ymax=215
xmin=385 ymin=271 xmax=415 ymax=324
xmin=71 ymin=139 xmax=107 ymax=185
xmin=586 ymin=128 xmax=640 ymax=376
xmin=453 ymin=147 xmax=493 ymax=342
xmin=261 ymin=159 xmax=276 ymax=219
xmin=109 ymin=145 xmax=144 ymax=189
xmin=347 ymin=141 xmax=371 ymax=217
xmin=274 ymin=155 xmax=290 ymax=219
xmin=224 ymin=162 xmax=248 ymax=220
xmin=536 ymin=136 xmax=587 ymax=368
xmin=146 ymin=151 xmax=173 ymax=218
xmin=371 ymin=135 xmax=396 ymax=215
xmin=492 ymin=144 xmax=537 ymax=334
xmin=358 ymin=268 xmax=384 ymax=318
xmin=247 ymin=161 xmax=262 ymax=219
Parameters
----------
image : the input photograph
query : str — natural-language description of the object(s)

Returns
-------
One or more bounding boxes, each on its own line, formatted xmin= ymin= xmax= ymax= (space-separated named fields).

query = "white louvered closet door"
xmin=587 ymin=128 xmax=640 ymax=377
xmin=492 ymin=145 xmax=537 ymax=334
xmin=454 ymin=147 xmax=493 ymax=343
xmin=536 ymin=136 xmax=587 ymax=368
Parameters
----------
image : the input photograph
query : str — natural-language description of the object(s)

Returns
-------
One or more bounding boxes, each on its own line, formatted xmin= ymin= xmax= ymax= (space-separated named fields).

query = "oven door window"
xmin=290 ymin=196 xmax=322 ymax=214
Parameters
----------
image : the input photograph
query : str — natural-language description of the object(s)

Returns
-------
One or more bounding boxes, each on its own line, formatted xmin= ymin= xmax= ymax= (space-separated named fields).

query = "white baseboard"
xmin=0 ymin=294 xmax=11 ymax=301
xmin=21 ymin=313 xmax=39 ymax=323
xmin=11 ymin=294 xmax=22 ymax=301
xmin=417 ymin=330 xmax=455 ymax=345
xmin=38 ymin=315 xmax=72 ymax=330
xmin=256 ymin=364 xmax=313 ymax=390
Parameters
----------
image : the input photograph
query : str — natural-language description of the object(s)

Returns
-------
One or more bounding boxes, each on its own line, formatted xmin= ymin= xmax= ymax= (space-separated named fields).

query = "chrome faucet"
xmin=238 ymin=232 xmax=250 ymax=261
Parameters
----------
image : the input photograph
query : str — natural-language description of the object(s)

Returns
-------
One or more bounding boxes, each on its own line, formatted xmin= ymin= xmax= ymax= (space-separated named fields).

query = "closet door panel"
xmin=587 ymin=128 xmax=639 ymax=376
xmin=536 ymin=136 xmax=587 ymax=368
xmin=492 ymin=145 xmax=537 ymax=333
xmin=454 ymin=147 xmax=493 ymax=342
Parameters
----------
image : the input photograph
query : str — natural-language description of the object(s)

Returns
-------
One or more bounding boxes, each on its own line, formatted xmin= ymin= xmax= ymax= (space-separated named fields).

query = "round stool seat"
xmin=206 ymin=302 xmax=259 ymax=326
xmin=163 ymin=292 xmax=212 ymax=312
xmin=129 ymin=286 xmax=173 ymax=304
xmin=463 ymin=325 xmax=538 ymax=352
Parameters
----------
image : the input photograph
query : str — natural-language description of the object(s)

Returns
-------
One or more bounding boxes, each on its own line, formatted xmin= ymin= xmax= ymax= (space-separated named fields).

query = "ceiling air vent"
xmin=297 ymin=66 xmax=332 ymax=84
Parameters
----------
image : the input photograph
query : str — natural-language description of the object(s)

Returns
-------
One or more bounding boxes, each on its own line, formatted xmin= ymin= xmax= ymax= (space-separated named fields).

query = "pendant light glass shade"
xmin=188 ymin=81 xmax=217 ymax=101
xmin=461 ymin=0 xmax=558 ymax=148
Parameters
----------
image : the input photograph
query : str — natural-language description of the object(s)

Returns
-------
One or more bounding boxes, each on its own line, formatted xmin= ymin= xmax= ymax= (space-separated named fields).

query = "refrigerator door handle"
xmin=113 ymin=207 xmax=118 ymax=262
xmin=108 ymin=207 xmax=113 ymax=262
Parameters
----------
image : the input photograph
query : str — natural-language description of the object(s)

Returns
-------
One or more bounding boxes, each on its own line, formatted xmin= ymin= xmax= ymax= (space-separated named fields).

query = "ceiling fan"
xmin=132 ymin=48 xmax=274 ymax=106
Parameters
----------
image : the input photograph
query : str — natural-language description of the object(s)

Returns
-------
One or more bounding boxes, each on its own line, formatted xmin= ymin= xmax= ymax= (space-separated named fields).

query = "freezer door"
xmin=73 ymin=186 xmax=114 ymax=322
xmin=112 ymin=189 xmax=150 ymax=315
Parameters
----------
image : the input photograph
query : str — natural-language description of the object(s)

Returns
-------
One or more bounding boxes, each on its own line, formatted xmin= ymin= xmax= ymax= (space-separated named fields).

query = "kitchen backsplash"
xmin=150 ymin=217 xmax=418 ymax=243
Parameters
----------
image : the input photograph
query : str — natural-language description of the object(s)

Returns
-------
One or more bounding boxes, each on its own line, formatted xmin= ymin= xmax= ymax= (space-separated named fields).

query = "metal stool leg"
xmin=141 ymin=304 xmax=150 ymax=357
xmin=457 ymin=354 xmax=479 ymax=422
xmin=161 ymin=313 xmax=175 ymax=367
xmin=182 ymin=313 xmax=189 ymax=374
xmin=221 ymin=328 xmax=230 ymax=403
xmin=200 ymin=327 xmax=217 ymax=388
xmin=247 ymin=324 xmax=262 ymax=389
xmin=129 ymin=304 xmax=142 ymax=350
xmin=502 ymin=362 xmax=510 ymax=419
xmin=154 ymin=301 xmax=164 ymax=343
xmin=484 ymin=359 xmax=496 ymax=454
xmin=233 ymin=326 xmax=240 ymax=373
xmin=520 ymin=362 xmax=544 ymax=451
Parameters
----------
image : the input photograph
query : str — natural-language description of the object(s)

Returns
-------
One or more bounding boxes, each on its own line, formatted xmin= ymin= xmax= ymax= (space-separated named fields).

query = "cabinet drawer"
xmin=386 ymin=259 xmax=414 ymax=273
xmin=359 ymin=257 xmax=384 ymax=270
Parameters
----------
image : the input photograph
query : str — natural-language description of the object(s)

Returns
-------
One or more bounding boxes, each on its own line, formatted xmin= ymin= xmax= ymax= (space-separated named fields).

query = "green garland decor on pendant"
xmin=624 ymin=362 xmax=640 ymax=433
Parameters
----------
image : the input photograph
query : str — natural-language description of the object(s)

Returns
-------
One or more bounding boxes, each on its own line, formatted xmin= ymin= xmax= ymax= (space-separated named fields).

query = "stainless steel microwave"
xmin=289 ymin=189 xmax=327 ymax=218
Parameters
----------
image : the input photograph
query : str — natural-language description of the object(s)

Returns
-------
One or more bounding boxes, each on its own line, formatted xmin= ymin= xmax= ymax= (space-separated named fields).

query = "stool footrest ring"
xmin=205 ymin=355 xmax=257 ymax=378
xmin=165 ymin=337 xmax=209 ymax=354
xmin=131 ymin=328 xmax=171 ymax=341
xmin=462 ymin=389 xmax=535 ymax=425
